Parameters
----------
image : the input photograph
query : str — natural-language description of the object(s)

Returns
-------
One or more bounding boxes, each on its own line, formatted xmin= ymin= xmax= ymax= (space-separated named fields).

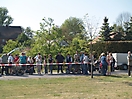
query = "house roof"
xmin=0 ymin=26 xmax=22 ymax=39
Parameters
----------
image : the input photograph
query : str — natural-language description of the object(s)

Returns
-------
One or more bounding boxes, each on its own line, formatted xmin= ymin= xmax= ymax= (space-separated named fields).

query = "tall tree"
xmin=116 ymin=12 xmax=131 ymax=27
xmin=83 ymin=14 xmax=99 ymax=40
xmin=24 ymin=27 xmax=34 ymax=39
xmin=124 ymin=17 xmax=132 ymax=40
xmin=111 ymin=24 xmax=124 ymax=40
xmin=100 ymin=17 xmax=112 ymax=41
xmin=29 ymin=17 xmax=64 ymax=56
xmin=0 ymin=7 xmax=13 ymax=26
xmin=17 ymin=33 xmax=31 ymax=47
xmin=61 ymin=17 xmax=85 ymax=43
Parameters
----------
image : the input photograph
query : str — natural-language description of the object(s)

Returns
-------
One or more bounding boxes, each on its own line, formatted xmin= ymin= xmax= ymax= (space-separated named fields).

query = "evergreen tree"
xmin=100 ymin=17 xmax=112 ymax=41
xmin=124 ymin=17 xmax=132 ymax=40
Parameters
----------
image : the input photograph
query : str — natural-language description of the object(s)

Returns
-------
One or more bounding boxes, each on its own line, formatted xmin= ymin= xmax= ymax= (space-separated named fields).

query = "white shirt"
xmin=8 ymin=55 xmax=14 ymax=63
xmin=36 ymin=57 xmax=42 ymax=65
xmin=83 ymin=55 xmax=89 ymax=64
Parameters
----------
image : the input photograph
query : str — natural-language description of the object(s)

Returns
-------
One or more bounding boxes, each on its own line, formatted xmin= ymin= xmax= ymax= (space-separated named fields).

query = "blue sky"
xmin=0 ymin=0 xmax=132 ymax=31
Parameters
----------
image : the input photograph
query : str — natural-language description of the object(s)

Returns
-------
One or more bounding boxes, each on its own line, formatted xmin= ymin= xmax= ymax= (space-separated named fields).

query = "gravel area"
xmin=0 ymin=70 xmax=128 ymax=80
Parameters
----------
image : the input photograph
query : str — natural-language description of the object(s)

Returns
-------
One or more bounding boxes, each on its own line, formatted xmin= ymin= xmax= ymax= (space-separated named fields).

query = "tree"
xmin=61 ymin=17 xmax=85 ymax=43
xmin=116 ymin=12 xmax=131 ymax=27
xmin=29 ymin=17 xmax=64 ymax=56
xmin=24 ymin=27 xmax=34 ymax=39
xmin=83 ymin=14 xmax=99 ymax=40
xmin=100 ymin=17 xmax=112 ymax=41
xmin=83 ymin=14 xmax=99 ymax=78
xmin=0 ymin=7 xmax=13 ymax=26
xmin=111 ymin=24 xmax=124 ymax=40
xmin=17 ymin=33 xmax=31 ymax=47
xmin=124 ymin=17 xmax=132 ymax=40
xmin=3 ymin=40 xmax=18 ymax=53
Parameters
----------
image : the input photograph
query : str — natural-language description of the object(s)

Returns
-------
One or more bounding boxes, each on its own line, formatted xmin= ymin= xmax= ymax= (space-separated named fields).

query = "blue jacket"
xmin=101 ymin=56 xmax=108 ymax=66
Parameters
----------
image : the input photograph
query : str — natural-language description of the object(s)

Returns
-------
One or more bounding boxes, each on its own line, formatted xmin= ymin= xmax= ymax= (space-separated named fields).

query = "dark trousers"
xmin=57 ymin=64 xmax=63 ymax=73
xmin=44 ymin=65 xmax=48 ymax=74
xmin=1 ymin=66 xmax=5 ymax=75
xmin=110 ymin=62 xmax=115 ymax=72
xmin=49 ymin=65 xmax=53 ymax=74
xmin=1 ymin=66 xmax=9 ymax=75
xmin=128 ymin=65 xmax=131 ymax=76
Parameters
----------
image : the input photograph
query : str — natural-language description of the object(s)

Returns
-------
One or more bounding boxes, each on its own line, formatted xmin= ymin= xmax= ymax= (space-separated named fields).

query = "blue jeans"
xmin=102 ymin=65 xmax=107 ymax=75
xmin=83 ymin=64 xmax=88 ymax=75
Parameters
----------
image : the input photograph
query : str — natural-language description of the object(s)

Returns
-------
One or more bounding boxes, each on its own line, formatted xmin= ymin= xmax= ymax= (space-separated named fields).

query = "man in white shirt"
xmin=7 ymin=54 xmax=14 ymax=75
xmin=83 ymin=53 xmax=89 ymax=75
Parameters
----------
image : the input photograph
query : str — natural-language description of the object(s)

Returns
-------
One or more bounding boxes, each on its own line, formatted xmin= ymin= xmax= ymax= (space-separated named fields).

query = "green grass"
xmin=0 ymin=75 xmax=132 ymax=99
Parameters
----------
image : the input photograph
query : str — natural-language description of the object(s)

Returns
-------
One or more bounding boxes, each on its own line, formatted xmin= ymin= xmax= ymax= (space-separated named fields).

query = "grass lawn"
xmin=0 ymin=75 xmax=132 ymax=99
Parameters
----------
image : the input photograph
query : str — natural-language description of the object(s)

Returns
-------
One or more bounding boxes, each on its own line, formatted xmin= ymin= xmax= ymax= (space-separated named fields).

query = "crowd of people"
xmin=0 ymin=51 xmax=117 ymax=76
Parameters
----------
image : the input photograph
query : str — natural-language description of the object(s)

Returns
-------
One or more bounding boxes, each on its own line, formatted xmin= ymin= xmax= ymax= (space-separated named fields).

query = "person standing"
xmin=83 ymin=53 xmax=89 ymax=75
xmin=80 ymin=51 xmax=85 ymax=74
xmin=127 ymin=51 xmax=132 ymax=77
xmin=55 ymin=52 xmax=65 ymax=73
xmin=109 ymin=53 xmax=115 ymax=72
xmin=34 ymin=53 xmax=42 ymax=73
xmin=18 ymin=52 xmax=27 ymax=74
xmin=107 ymin=52 xmax=111 ymax=75
xmin=43 ymin=55 xmax=48 ymax=74
xmin=66 ymin=54 xmax=72 ymax=73
xmin=73 ymin=51 xmax=80 ymax=73
xmin=48 ymin=54 xmax=54 ymax=74
xmin=27 ymin=56 xmax=34 ymax=75
xmin=1 ymin=54 xmax=8 ymax=75
xmin=7 ymin=54 xmax=14 ymax=75
xmin=100 ymin=53 xmax=108 ymax=76
xmin=89 ymin=53 xmax=95 ymax=73
xmin=35 ymin=55 xmax=42 ymax=75
xmin=14 ymin=54 xmax=19 ymax=64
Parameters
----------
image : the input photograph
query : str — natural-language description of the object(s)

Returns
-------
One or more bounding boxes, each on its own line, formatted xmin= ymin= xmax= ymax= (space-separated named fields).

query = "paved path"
xmin=0 ymin=70 xmax=128 ymax=80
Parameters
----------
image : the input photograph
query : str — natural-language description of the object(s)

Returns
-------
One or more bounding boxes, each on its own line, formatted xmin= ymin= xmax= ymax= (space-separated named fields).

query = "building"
xmin=0 ymin=26 xmax=22 ymax=45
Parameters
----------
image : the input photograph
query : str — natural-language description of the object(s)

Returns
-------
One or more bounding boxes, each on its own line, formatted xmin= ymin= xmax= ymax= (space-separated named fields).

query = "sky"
xmin=0 ymin=0 xmax=132 ymax=31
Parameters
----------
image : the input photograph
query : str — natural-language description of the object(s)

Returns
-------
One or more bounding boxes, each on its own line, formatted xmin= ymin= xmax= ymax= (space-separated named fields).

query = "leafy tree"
xmin=3 ymin=40 xmax=18 ymax=53
xmin=24 ymin=27 xmax=34 ymax=39
xmin=0 ymin=7 xmax=13 ymax=26
xmin=100 ymin=17 xmax=112 ymax=41
xmin=17 ymin=33 xmax=31 ymax=47
xmin=28 ymin=17 xmax=64 ymax=56
xmin=61 ymin=17 xmax=85 ymax=44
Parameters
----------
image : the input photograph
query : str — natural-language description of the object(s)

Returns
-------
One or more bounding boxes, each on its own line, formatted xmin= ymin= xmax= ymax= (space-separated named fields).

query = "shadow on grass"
xmin=107 ymin=75 xmax=124 ymax=78
xmin=123 ymin=81 xmax=132 ymax=86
